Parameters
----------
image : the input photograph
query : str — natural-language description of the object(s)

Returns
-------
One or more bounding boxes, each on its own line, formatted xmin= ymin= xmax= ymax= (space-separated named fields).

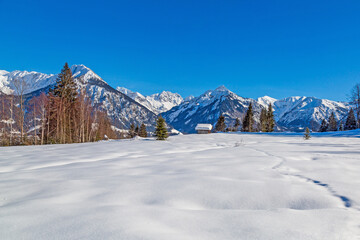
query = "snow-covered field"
xmin=1 ymin=133 xmax=360 ymax=239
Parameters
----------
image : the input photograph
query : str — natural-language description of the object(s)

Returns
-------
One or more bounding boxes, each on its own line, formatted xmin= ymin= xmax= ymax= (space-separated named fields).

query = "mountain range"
xmin=0 ymin=65 xmax=158 ymax=132
xmin=0 ymin=65 xmax=351 ymax=133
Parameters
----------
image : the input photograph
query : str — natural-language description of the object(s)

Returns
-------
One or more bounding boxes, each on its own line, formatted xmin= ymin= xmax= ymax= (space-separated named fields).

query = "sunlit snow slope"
xmin=0 ymin=133 xmax=359 ymax=239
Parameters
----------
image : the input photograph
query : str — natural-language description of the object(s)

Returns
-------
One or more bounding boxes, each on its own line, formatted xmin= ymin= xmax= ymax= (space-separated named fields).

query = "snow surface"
xmin=1 ymin=133 xmax=360 ymax=239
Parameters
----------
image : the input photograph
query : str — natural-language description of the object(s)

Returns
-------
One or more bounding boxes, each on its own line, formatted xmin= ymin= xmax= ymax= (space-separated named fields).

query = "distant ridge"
xmin=0 ymin=67 xmax=351 ymax=132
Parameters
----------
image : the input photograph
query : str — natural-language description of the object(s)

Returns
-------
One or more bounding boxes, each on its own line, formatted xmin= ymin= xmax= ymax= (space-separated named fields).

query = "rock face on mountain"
xmin=162 ymin=86 xmax=351 ymax=133
xmin=117 ymin=87 xmax=183 ymax=114
xmin=1 ymin=65 xmax=158 ymax=131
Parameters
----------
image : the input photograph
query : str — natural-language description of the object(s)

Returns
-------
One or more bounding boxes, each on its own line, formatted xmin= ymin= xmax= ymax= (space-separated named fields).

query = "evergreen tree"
xmin=345 ymin=108 xmax=357 ymax=130
xmin=155 ymin=116 xmax=168 ymax=140
xmin=242 ymin=103 xmax=254 ymax=132
xmin=51 ymin=63 xmax=77 ymax=101
xmin=139 ymin=123 xmax=147 ymax=137
xmin=259 ymin=108 xmax=268 ymax=132
xmin=129 ymin=123 xmax=135 ymax=138
xmin=47 ymin=63 xmax=78 ymax=144
xmin=304 ymin=127 xmax=311 ymax=140
xmin=266 ymin=103 xmax=275 ymax=132
xmin=328 ymin=112 xmax=338 ymax=131
xmin=215 ymin=114 xmax=226 ymax=132
xmin=135 ymin=125 xmax=139 ymax=136
xmin=318 ymin=119 xmax=328 ymax=132
xmin=233 ymin=118 xmax=240 ymax=132
xmin=339 ymin=122 xmax=344 ymax=131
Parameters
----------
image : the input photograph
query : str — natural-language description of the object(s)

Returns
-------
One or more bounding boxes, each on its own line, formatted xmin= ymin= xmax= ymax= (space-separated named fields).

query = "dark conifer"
xmin=47 ymin=63 xmax=78 ymax=143
xmin=135 ymin=125 xmax=139 ymax=136
xmin=51 ymin=63 xmax=77 ymax=102
xmin=345 ymin=108 xmax=357 ymax=130
xmin=260 ymin=108 xmax=267 ymax=132
xmin=155 ymin=116 xmax=168 ymax=140
xmin=233 ymin=118 xmax=240 ymax=132
xmin=328 ymin=112 xmax=338 ymax=131
xmin=139 ymin=123 xmax=147 ymax=137
xmin=215 ymin=114 xmax=226 ymax=132
xmin=242 ymin=103 xmax=254 ymax=132
xmin=129 ymin=123 xmax=135 ymax=138
xmin=266 ymin=103 xmax=275 ymax=132
xmin=319 ymin=119 xmax=328 ymax=132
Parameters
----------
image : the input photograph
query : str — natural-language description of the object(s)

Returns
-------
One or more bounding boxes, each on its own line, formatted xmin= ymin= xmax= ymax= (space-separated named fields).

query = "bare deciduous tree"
xmin=13 ymin=78 xmax=29 ymax=143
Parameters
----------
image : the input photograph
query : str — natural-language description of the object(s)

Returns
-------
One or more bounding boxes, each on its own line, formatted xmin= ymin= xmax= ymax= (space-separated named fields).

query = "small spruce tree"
xmin=139 ymin=123 xmax=147 ymax=137
xmin=242 ymin=103 xmax=254 ymax=132
xmin=328 ymin=112 xmax=338 ymax=131
xmin=155 ymin=116 xmax=168 ymax=140
xmin=318 ymin=119 xmax=328 ymax=132
xmin=233 ymin=118 xmax=240 ymax=132
xmin=266 ymin=103 xmax=275 ymax=132
xmin=215 ymin=114 xmax=226 ymax=132
xmin=129 ymin=123 xmax=135 ymax=138
xmin=345 ymin=108 xmax=357 ymax=130
xmin=304 ymin=127 xmax=311 ymax=140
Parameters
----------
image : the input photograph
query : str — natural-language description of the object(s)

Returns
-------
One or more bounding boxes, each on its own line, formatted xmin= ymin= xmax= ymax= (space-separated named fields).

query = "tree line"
xmin=214 ymin=103 xmax=275 ymax=133
xmin=318 ymin=109 xmax=357 ymax=132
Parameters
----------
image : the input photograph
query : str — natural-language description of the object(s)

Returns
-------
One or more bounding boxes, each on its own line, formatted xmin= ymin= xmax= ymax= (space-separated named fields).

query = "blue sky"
xmin=1 ymin=0 xmax=360 ymax=101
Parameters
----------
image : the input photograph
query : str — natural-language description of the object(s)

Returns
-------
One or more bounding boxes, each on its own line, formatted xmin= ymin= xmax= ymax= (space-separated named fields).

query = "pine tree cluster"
xmin=259 ymin=103 xmax=275 ymax=132
xmin=318 ymin=109 xmax=360 ymax=132
xmin=129 ymin=123 xmax=148 ymax=138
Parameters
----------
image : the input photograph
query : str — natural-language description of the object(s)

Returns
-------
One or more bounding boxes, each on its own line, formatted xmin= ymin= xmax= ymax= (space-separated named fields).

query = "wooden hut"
xmin=195 ymin=124 xmax=213 ymax=134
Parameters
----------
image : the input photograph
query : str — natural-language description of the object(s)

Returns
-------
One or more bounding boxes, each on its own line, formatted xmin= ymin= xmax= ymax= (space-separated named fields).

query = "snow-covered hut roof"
xmin=195 ymin=124 xmax=213 ymax=131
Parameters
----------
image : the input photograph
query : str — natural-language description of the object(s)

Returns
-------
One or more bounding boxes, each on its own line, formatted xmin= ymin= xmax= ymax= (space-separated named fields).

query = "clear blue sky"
xmin=1 ymin=0 xmax=360 ymax=101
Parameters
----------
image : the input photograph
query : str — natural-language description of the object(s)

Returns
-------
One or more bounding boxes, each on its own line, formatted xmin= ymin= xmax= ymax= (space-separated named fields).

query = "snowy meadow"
xmin=1 ymin=132 xmax=360 ymax=239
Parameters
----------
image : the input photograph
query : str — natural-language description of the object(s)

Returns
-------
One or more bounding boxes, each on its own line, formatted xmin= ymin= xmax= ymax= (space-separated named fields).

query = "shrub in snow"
xmin=304 ymin=127 xmax=311 ymax=140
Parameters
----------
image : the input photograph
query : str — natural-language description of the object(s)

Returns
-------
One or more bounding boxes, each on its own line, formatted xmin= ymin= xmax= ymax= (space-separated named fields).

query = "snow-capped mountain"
xmin=70 ymin=65 xmax=158 ymax=130
xmin=0 ymin=66 xmax=352 ymax=133
xmin=117 ymin=87 xmax=183 ymax=114
xmin=0 ymin=65 xmax=158 ymax=131
xmin=271 ymin=96 xmax=350 ymax=131
xmin=257 ymin=96 xmax=277 ymax=108
xmin=184 ymin=95 xmax=195 ymax=102
xmin=0 ymin=70 xmax=57 ymax=95
xmin=162 ymin=86 xmax=262 ymax=133
xmin=163 ymin=86 xmax=351 ymax=133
